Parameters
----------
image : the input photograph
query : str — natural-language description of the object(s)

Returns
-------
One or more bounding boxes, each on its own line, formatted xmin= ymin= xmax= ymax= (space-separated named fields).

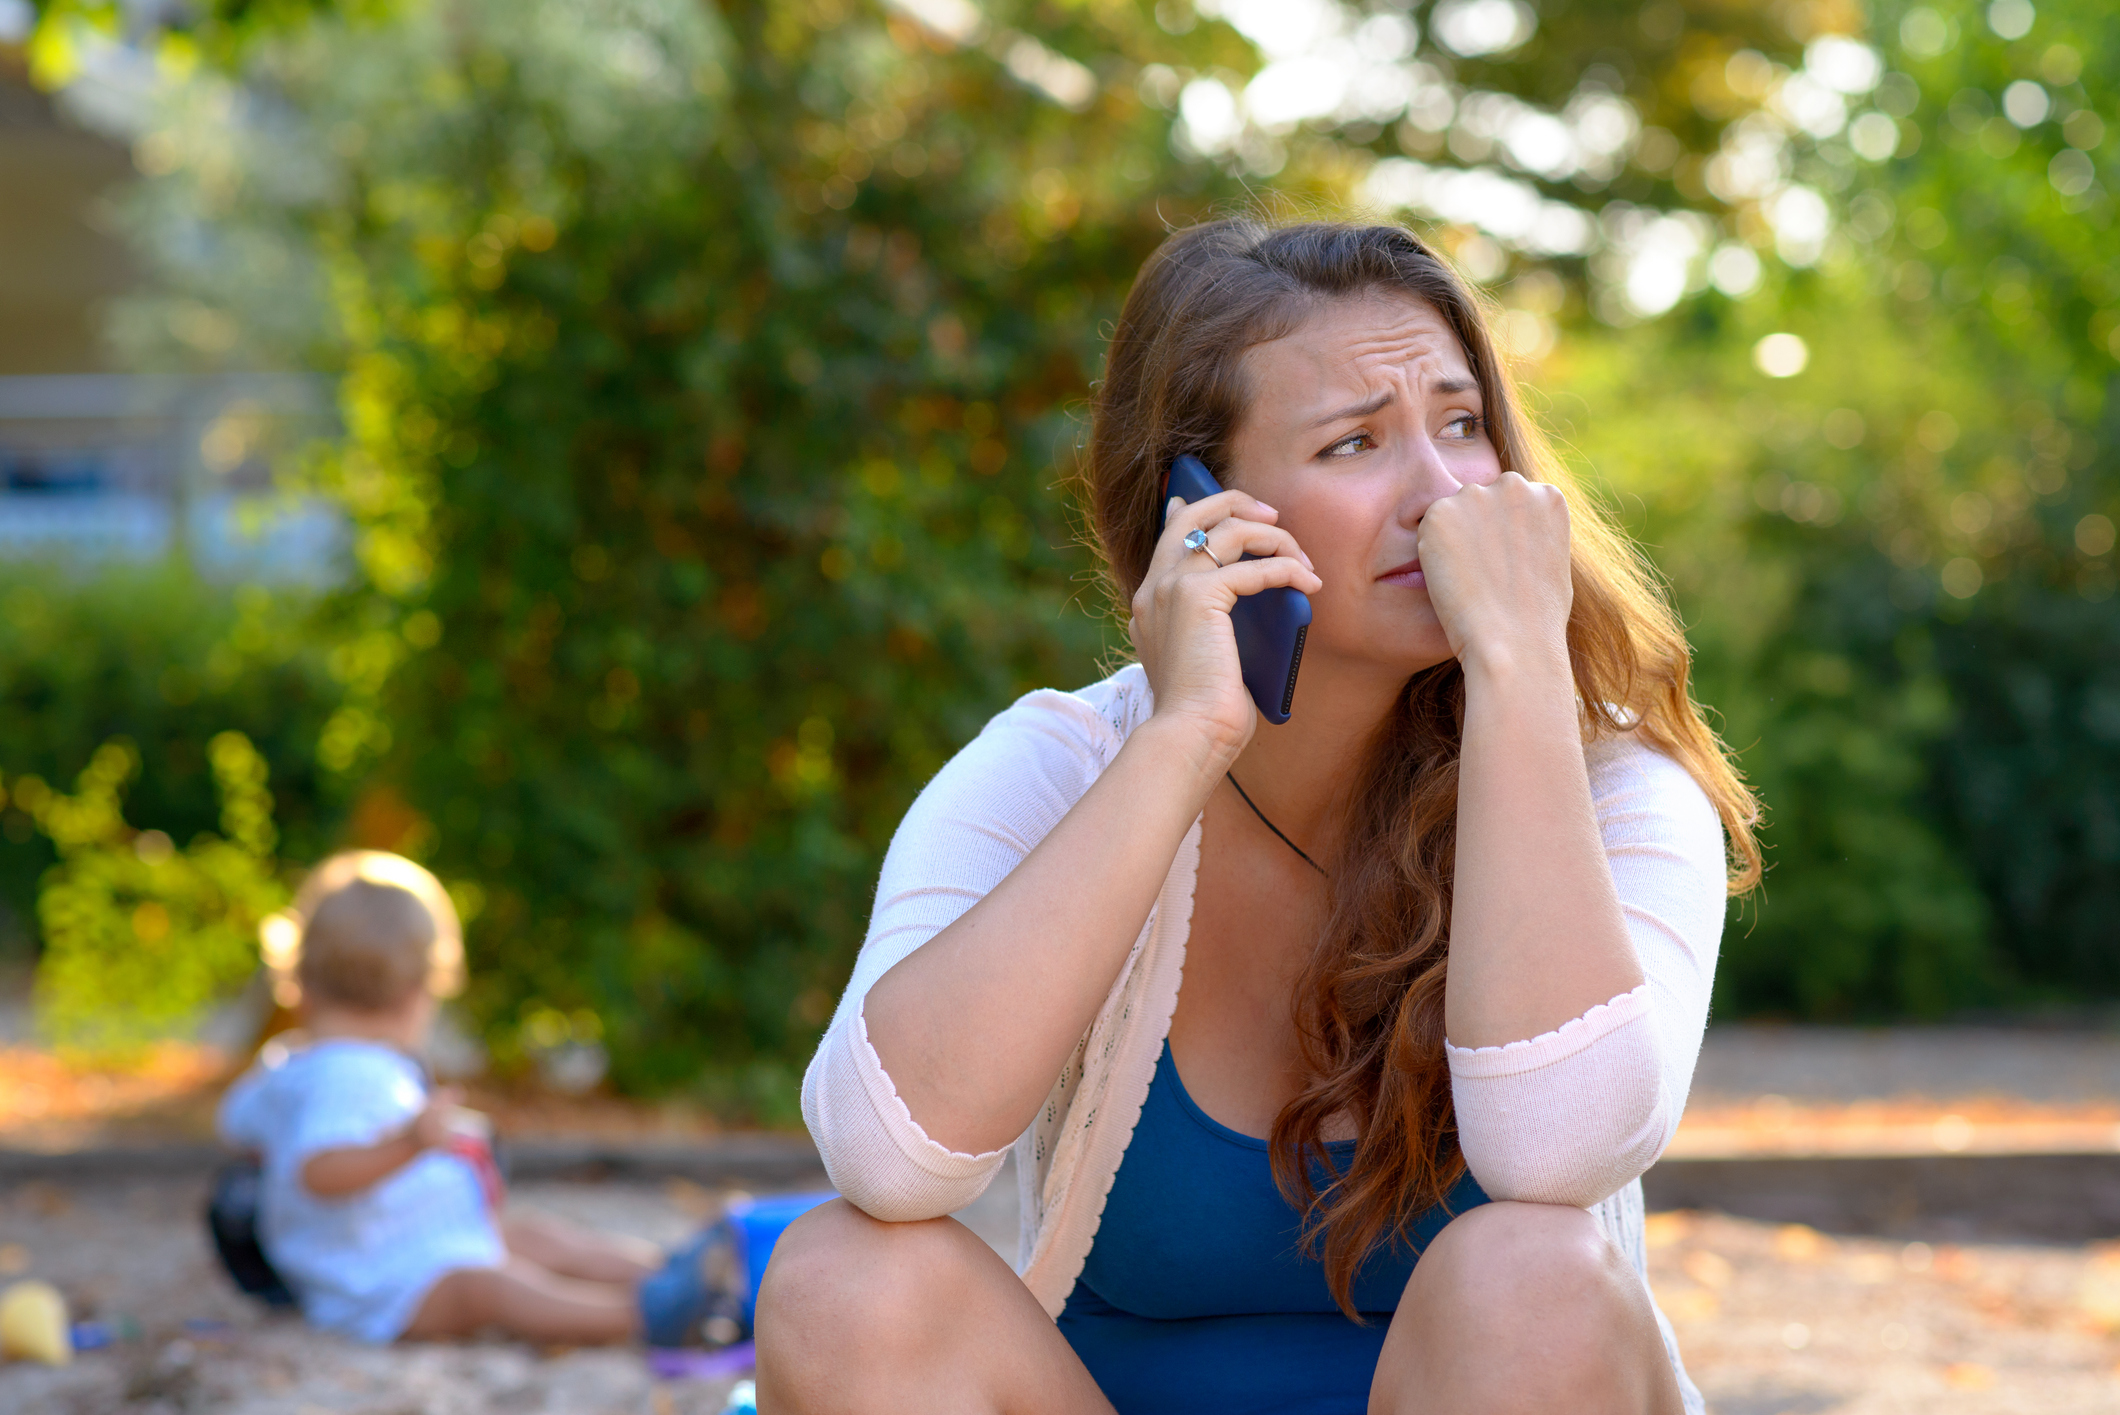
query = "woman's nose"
xmin=1397 ymin=437 xmax=1466 ymax=522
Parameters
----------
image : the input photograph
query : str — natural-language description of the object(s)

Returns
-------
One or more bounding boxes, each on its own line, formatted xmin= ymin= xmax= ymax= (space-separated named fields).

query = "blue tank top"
xmin=1057 ymin=1040 xmax=1488 ymax=1415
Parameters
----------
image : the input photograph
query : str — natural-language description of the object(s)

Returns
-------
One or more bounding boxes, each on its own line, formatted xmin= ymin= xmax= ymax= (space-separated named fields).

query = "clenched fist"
xmin=1415 ymin=472 xmax=1573 ymax=676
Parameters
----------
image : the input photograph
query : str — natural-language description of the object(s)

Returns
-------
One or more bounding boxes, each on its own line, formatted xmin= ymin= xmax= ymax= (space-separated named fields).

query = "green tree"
xmin=24 ymin=0 xmax=2120 ymax=1084
xmin=25 ymin=732 xmax=288 ymax=1054
xmin=89 ymin=0 xmax=1261 ymax=1102
xmin=0 ymin=568 xmax=346 ymax=962
xmin=1539 ymin=0 xmax=2119 ymax=1014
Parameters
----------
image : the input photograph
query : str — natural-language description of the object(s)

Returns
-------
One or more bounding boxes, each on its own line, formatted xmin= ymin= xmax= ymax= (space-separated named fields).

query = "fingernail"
xmin=1256 ymin=502 xmax=1276 ymax=514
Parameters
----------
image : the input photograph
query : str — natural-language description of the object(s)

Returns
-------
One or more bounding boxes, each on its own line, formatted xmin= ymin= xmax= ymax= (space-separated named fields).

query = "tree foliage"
xmin=11 ymin=0 xmax=2118 ymax=1096
xmin=84 ymin=0 xmax=1267 ymax=1103
xmin=1539 ymin=0 xmax=2118 ymax=1014
xmin=24 ymin=732 xmax=287 ymax=1055
xmin=0 ymin=569 xmax=344 ymax=953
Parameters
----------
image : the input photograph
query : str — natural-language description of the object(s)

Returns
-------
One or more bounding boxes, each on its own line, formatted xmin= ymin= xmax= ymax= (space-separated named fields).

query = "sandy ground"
xmin=0 ymin=1176 xmax=737 ymax=1415
xmin=3 ymin=1171 xmax=2118 ymax=1414
xmin=7 ymin=1018 xmax=2119 ymax=1410
xmin=1646 ymin=1210 xmax=2120 ymax=1414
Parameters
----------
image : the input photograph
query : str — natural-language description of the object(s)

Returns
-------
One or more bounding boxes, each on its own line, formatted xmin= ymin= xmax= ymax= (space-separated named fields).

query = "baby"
xmin=217 ymin=851 xmax=711 ymax=1346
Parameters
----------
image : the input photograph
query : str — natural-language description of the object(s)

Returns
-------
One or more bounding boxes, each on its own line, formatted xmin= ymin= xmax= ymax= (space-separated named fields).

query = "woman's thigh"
xmin=755 ymin=1198 xmax=1113 ymax=1415
xmin=1369 ymin=1201 xmax=1682 ymax=1415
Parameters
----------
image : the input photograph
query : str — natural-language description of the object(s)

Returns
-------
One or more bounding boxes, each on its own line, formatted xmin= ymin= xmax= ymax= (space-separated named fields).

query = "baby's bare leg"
xmin=401 ymin=1257 xmax=639 ymax=1344
xmin=756 ymin=1199 xmax=1113 ymax=1415
xmin=502 ymin=1208 xmax=661 ymax=1283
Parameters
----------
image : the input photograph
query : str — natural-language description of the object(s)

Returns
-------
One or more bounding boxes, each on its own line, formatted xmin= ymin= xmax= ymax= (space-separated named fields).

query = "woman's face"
xmin=1223 ymin=291 xmax=1503 ymax=679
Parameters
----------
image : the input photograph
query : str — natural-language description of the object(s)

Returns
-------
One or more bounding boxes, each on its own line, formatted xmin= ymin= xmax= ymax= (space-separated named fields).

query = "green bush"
xmin=24 ymin=732 xmax=288 ymax=1054
xmin=25 ymin=0 xmax=2117 ymax=1091
xmin=1562 ymin=0 xmax=2120 ymax=1015
xmin=1930 ymin=588 xmax=2120 ymax=999
xmin=97 ymin=0 xmax=1259 ymax=1105
xmin=0 ymin=567 xmax=346 ymax=963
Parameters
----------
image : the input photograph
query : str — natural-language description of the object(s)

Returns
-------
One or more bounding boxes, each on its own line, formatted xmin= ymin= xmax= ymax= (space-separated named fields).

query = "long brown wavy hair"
xmin=1083 ymin=218 xmax=1762 ymax=1316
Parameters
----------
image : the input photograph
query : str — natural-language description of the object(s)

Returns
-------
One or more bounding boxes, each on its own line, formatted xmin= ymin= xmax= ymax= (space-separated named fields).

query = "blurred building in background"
xmin=0 ymin=56 xmax=341 ymax=580
xmin=0 ymin=0 xmax=2113 ymax=1088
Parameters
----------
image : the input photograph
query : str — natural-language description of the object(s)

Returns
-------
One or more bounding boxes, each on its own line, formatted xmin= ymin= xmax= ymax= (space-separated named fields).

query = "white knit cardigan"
xmin=802 ymin=665 xmax=1722 ymax=1411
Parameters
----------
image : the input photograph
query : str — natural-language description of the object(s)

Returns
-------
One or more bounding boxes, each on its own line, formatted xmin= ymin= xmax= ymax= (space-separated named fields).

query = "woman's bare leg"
xmin=502 ymin=1208 xmax=661 ymax=1283
xmin=401 ymin=1257 xmax=640 ymax=1344
xmin=755 ymin=1198 xmax=1114 ymax=1415
xmin=1370 ymin=1201 xmax=1683 ymax=1415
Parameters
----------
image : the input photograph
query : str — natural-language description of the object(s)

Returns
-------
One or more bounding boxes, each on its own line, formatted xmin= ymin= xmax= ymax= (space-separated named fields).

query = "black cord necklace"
xmin=1224 ymin=773 xmax=1328 ymax=878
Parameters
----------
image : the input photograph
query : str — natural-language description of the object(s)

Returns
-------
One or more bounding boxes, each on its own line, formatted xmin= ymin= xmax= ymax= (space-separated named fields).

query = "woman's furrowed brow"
xmin=1301 ymin=376 xmax=1480 ymax=431
xmin=1304 ymin=390 xmax=1394 ymax=429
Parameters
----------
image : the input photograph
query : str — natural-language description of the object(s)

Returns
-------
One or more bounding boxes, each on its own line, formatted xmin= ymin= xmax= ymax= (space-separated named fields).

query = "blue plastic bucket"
xmin=727 ymin=1190 xmax=837 ymax=1324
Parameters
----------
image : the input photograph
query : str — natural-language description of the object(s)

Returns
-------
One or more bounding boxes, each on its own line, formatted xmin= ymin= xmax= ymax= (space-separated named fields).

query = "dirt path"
xmin=1648 ymin=1210 xmax=2120 ymax=1414
xmin=4 ymin=1172 xmax=2118 ymax=1413
xmin=0 ymin=1175 xmax=738 ymax=1415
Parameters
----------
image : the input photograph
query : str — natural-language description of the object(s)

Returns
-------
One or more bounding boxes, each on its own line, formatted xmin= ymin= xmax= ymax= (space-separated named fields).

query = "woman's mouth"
xmin=1377 ymin=559 xmax=1425 ymax=589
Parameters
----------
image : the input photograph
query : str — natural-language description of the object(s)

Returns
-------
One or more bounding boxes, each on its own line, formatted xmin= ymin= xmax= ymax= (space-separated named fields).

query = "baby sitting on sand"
xmin=218 ymin=851 xmax=712 ymax=1346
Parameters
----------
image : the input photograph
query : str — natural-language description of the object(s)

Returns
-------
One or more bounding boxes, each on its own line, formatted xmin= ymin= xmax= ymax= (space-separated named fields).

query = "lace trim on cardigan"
xmin=849 ymin=999 xmax=1010 ymax=1173
xmin=1442 ymin=983 xmax=1651 ymax=1077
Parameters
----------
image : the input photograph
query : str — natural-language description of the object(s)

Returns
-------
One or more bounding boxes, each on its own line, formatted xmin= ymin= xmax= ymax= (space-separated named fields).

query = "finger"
xmin=1172 ymin=520 xmax=1312 ymax=575
xmin=1156 ymin=516 xmax=1304 ymax=579
xmin=1154 ymin=489 xmax=1279 ymax=555
xmin=1189 ymin=555 xmax=1324 ymax=601
xmin=1195 ymin=520 xmax=1312 ymax=571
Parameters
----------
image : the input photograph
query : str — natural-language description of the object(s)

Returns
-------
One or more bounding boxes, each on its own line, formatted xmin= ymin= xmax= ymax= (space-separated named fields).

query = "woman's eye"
xmin=1321 ymin=432 xmax=1375 ymax=459
xmin=1442 ymin=414 xmax=1485 ymax=441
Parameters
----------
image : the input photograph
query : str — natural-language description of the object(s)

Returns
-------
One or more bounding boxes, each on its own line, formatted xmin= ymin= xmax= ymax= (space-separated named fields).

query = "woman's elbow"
xmin=803 ymin=1056 xmax=1005 ymax=1222
xmin=815 ymin=1146 xmax=1001 ymax=1225
xmin=1460 ymin=1094 xmax=1671 ymax=1208
xmin=827 ymin=1183 xmax=960 ymax=1227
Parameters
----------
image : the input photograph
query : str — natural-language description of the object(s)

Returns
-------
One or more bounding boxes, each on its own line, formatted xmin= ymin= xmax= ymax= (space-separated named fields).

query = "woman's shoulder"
xmin=1583 ymin=727 xmax=1723 ymax=849
xmin=976 ymin=661 xmax=1152 ymax=762
xmin=900 ymin=664 xmax=1151 ymax=829
xmin=1053 ymin=660 xmax=1155 ymax=743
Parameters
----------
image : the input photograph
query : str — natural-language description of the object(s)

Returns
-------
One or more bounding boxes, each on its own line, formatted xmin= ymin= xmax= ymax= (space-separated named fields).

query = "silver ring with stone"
xmin=1183 ymin=528 xmax=1224 ymax=568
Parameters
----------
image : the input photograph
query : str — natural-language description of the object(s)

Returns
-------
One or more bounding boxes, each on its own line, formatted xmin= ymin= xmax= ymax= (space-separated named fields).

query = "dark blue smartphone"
xmin=1160 ymin=455 xmax=1312 ymax=725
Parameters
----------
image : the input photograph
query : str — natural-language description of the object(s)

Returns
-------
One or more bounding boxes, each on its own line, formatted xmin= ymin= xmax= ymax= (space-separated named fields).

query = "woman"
xmin=758 ymin=219 xmax=1759 ymax=1414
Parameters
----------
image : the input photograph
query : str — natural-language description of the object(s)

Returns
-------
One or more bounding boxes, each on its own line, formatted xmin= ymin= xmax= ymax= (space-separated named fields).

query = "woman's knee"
xmin=755 ymin=1198 xmax=996 ymax=1355
xmin=758 ymin=1201 xmax=1103 ymax=1413
xmin=1421 ymin=1200 xmax=1636 ymax=1317
xmin=1388 ymin=1201 xmax=1674 ymax=1411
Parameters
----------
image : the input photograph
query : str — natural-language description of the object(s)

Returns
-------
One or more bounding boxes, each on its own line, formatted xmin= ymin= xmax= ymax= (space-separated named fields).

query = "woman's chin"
xmin=1306 ymin=630 xmax=1454 ymax=683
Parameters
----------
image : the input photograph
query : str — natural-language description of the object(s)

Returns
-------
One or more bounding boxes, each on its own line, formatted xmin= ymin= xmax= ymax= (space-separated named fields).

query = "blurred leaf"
xmin=25 ymin=732 xmax=289 ymax=1058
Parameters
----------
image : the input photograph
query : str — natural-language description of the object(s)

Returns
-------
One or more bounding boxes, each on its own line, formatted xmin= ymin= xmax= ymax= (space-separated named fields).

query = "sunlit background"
xmin=0 ymin=0 xmax=2113 ymax=1112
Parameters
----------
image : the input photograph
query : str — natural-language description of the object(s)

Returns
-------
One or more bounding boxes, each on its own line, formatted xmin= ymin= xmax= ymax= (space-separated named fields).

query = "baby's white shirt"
xmin=217 ymin=1038 xmax=503 ymax=1342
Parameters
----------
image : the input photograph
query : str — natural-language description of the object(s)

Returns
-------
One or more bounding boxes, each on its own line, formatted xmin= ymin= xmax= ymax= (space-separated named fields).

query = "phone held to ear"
xmin=1161 ymin=455 xmax=1312 ymax=725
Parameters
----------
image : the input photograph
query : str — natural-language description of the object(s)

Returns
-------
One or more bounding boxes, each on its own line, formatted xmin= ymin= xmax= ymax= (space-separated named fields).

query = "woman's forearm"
xmin=1444 ymin=643 xmax=1643 ymax=1048
xmin=863 ymin=718 xmax=1226 ymax=1156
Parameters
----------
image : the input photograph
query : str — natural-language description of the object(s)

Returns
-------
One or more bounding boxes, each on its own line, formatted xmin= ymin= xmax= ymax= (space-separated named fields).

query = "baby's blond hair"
xmin=260 ymin=851 xmax=464 ymax=1011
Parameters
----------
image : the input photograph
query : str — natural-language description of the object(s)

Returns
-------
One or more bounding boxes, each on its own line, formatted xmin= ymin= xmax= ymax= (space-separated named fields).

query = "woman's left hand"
xmin=1414 ymin=472 xmax=1573 ymax=675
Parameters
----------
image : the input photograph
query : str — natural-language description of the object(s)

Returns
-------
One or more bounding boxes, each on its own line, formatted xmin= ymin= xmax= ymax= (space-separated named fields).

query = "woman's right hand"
xmin=1129 ymin=489 xmax=1321 ymax=765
